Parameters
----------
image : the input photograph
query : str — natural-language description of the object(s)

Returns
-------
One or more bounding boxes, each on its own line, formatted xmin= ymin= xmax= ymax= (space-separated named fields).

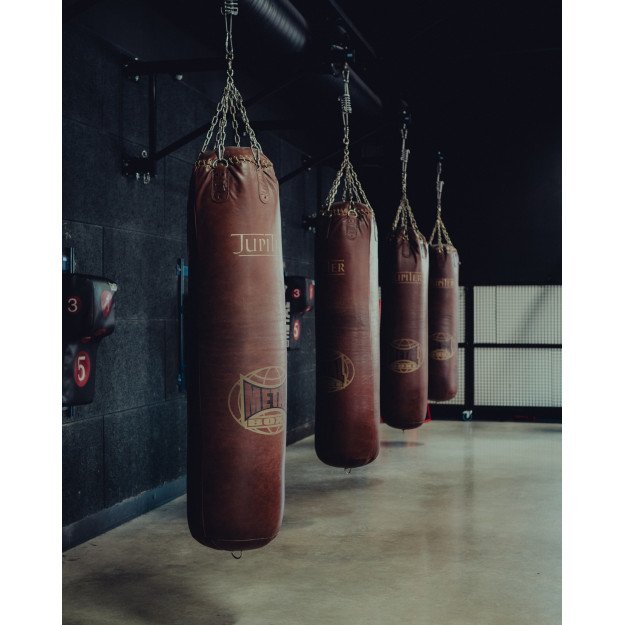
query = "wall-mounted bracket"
xmin=302 ymin=214 xmax=317 ymax=232
xmin=121 ymin=56 xmax=310 ymax=181
xmin=176 ymin=258 xmax=189 ymax=393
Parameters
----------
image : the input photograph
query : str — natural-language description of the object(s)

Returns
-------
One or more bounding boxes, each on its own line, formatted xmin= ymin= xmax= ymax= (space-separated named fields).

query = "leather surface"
xmin=381 ymin=232 xmax=429 ymax=428
xmin=314 ymin=202 xmax=380 ymax=468
xmin=428 ymin=244 xmax=460 ymax=401
xmin=187 ymin=147 xmax=286 ymax=551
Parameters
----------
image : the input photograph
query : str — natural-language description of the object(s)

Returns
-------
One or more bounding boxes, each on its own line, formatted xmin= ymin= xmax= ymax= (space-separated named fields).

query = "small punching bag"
xmin=186 ymin=4 xmax=286 ymax=552
xmin=428 ymin=157 xmax=460 ymax=401
xmin=381 ymin=124 xmax=429 ymax=428
xmin=315 ymin=64 xmax=380 ymax=468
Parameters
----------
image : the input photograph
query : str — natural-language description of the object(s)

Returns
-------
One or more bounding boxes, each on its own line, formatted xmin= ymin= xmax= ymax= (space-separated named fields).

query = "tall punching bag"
xmin=315 ymin=65 xmax=380 ymax=468
xmin=428 ymin=157 xmax=460 ymax=401
xmin=381 ymin=124 xmax=429 ymax=429
xmin=187 ymin=5 xmax=286 ymax=552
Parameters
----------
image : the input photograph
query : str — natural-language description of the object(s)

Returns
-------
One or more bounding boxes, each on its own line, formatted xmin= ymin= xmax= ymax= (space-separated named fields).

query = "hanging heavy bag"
xmin=315 ymin=65 xmax=380 ymax=468
xmin=186 ymin=4 xmax=286 ymax=552
xmin=380 ymin=126 xmax=429 ymax=429
xmin=428 ymin=159 xmax=460 ymax=401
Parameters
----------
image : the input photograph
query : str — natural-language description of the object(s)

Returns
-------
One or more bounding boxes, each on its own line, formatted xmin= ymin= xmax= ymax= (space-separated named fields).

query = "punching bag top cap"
xmin=196 ymin=147 xmax=273 ymax=171
xmin=430 ymin=242 xmax=458 ymax=254
xmin=326 ymin=201 xmax=373 ymax=218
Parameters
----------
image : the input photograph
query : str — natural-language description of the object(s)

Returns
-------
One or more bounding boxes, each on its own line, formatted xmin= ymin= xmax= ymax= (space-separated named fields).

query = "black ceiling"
xmin=65 ymin=0 xmax=562 ymax=284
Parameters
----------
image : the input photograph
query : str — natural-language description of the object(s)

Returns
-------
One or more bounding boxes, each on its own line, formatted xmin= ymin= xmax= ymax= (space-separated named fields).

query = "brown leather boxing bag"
xmin=381 ymin=223 xmax=429 ymax=428
xmin=380 ymin=127 xmax=429 ymax=428
xmin=314 ymin=65 xmax=379 ymax=468
xmin=428 ymin=161 xmax=460 ymax=401
xmin=315 ymin=202 xmax=380 ymax=467
xmin=187 ymin=148 xmax=286 ymax=551
xmin=186 ymin=17 xmax=286 ymax=550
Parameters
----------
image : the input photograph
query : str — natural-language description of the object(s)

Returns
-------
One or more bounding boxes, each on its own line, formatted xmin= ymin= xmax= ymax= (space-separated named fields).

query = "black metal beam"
xmin=151 ymin=74 xmax=308 ymax=162
xmin=124 ymin=57 xmax=223 ymax=78
xmin=278 ymin=121 xmax=391 ymax=184
xmin=326 ymin=0 xmax=378 ymax=60
xmin=473 ymin=343 xmax=562 ymax=349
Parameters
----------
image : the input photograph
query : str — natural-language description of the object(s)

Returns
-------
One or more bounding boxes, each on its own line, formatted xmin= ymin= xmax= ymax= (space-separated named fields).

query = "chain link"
xmin=323 ymin=64 xmax=373 ymax=216
xmin=200 ymin=2 xmax=262 ymax=164
xmin=391 ymin=124 xmax=423 ymax=242
xmin=428 ymin=160 xmax=454 ymax=247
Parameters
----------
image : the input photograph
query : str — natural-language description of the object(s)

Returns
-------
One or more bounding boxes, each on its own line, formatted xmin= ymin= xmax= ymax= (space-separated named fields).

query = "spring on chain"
xmin=341 ymin=91 xmax=352 ymax=114
xmin=223 ymin=0 xmax=238 ymax=16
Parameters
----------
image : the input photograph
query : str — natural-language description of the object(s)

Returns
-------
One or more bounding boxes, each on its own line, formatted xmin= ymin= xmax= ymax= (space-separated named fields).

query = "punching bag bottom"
xmin=189 ymin=534 xmax=278 ymax=552
xmin=314 ymin=445 xmax=378 ymax=470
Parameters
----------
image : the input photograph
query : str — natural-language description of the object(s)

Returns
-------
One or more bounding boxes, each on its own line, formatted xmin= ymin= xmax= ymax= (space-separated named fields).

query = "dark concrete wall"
xmin=62 ymin=4 xmax=323 ymax=529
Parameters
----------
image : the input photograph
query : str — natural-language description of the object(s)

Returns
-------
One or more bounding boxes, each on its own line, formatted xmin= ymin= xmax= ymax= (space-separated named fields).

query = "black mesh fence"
xmin=435 ymin=285 xmax=561 ymax=409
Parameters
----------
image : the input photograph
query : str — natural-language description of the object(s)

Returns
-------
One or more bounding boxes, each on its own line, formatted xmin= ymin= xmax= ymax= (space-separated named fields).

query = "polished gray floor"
xmin=63 ymin=421 xmax=561 ymax=625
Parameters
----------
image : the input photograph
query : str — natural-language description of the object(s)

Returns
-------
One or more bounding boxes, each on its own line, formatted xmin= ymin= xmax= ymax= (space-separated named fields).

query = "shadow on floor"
xmin=380 ymin=441 xmax=424 ymax=448
xmin=64 ymin=558 xmax=237 ymax=625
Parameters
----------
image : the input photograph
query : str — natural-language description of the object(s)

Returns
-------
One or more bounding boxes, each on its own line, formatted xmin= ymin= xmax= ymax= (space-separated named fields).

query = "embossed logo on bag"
xmin=228 ymin=366 xmax=286 ymax=435
xmin=389 ymin=338 xmax=422 ymax=373
xmin=346 ymin=218 xmax=358 ymax=240
xmin=323 ymin=350 xmax=355 ymax=392
xmin=395 ymin=271 xmax=422 ymax=284
xmin=232 ymin=234 xmax=276 ymax=256
xmin=430 ymin=332 xmax=456 ymax=360
xmin=327 ymin=259 xmax=345 ymax=275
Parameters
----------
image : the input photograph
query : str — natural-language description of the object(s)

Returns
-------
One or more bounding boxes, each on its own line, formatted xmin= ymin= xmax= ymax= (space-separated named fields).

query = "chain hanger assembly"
xmin=323 ymin=63 xmax=373 ymax=216
xmin=200 ymin=0 xmax=262 ymax=165
xmin=428 ymin=152 xmax=454 ymax=247
xmin=390 ymin=122 xmax=423 ymax=240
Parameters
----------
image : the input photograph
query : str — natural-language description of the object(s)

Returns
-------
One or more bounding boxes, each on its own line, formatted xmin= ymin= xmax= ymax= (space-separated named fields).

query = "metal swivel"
xmin=223 ymin=0 xmax=238 ymax=16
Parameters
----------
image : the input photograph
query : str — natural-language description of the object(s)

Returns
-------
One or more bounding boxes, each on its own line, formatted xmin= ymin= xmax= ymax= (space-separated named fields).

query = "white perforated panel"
xmin=474 ymin=286 xmax=561 ymax=344
xmin=474 ymin=287 xmax=496 ymax=343
xmin=474 ymin=348 xmax=561 ymax=407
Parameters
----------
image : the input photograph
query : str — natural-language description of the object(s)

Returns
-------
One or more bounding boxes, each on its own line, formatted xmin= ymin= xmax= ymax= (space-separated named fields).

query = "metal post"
xmin=176 ymin=259 xmax=188 ymax=392
xmin=464 ymin=285 xmax=475 ymax=414
xmin=148 ymin=73 xmax=157 ymax=161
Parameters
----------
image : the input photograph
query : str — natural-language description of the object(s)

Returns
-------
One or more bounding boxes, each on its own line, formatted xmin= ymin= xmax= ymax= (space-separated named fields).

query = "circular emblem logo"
xmin=389 ymin=338 xmax=422 ymax=373
xmin=100 ymin=290 xmax=113 ymax=318
xmin=323 ymin=350 xmax=355 ymax=392
xmin=228 ymin=366 xmax=286 ymax=435
xmin=430 ymin=332 xmax=456 ymax=361
xmin=73 ymin=351 xmax=91 ymax=388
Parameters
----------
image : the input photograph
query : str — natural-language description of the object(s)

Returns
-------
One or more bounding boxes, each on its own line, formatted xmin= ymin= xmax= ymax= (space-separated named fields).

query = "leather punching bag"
xmin=428 ymin=161 xmax=459 ymax=401
xmin=315 ymin=202 xmax=380 ymax=467
xmin=381 ymin=222 xmax=429 ymax=428
xmin=314 ymin=65 xmax=379 ymax=468
xmin=380 ymin=126 xmax=429 ymax=428
xmin=186 ymin=12 xmax=286 ymax=550
xmin=187 ymin=148 xmax=286 ymax=551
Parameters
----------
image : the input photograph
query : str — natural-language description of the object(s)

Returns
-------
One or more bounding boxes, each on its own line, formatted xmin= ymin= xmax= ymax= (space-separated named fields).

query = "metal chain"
xmin=200 ymin=1 xmax=262 ymax=164
xmin=391 ymin=124 xmax=423 ymax=241
xmin=428 ymin=160 xmax=454 ymax=247
xmin=323 ymin=64 xmax=373 ymax=215
xmin=400 ymin=124 xmax=409 ymax=200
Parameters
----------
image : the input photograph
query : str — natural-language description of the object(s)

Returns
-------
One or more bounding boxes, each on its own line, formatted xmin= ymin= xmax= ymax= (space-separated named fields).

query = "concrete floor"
xmin=63 ymin=421 xmax=561 ymax=625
